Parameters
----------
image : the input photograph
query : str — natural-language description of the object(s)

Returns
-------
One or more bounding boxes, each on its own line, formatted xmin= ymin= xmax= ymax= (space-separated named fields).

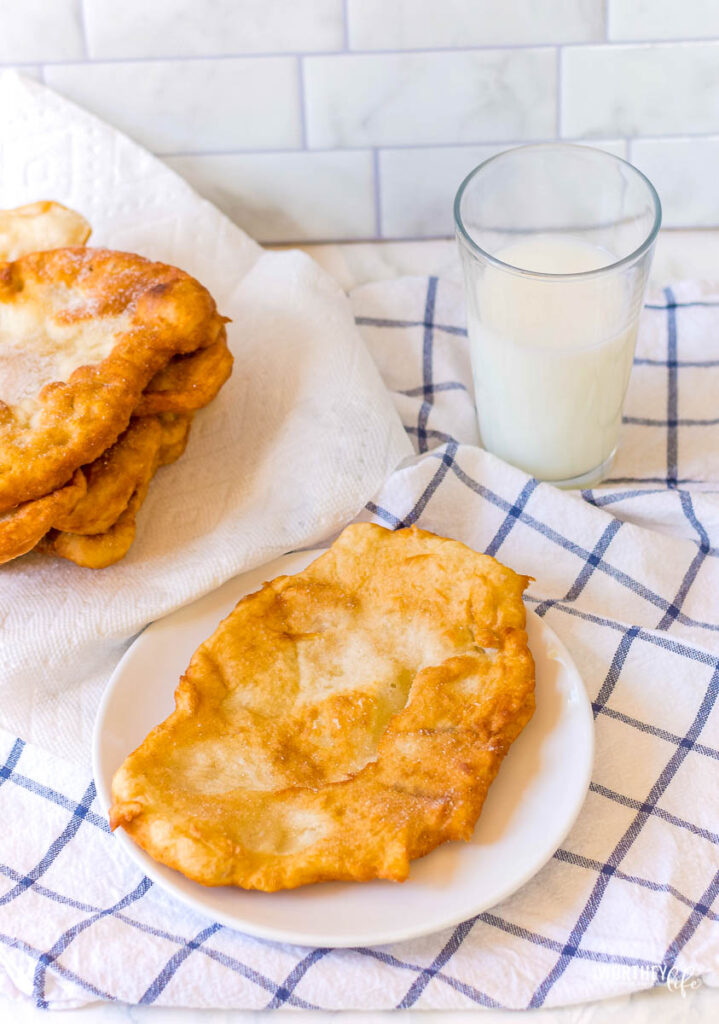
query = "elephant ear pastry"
xmin=0 ymin=468 xmax=86 ymax=564
xmin=0 ymin=246 xmax=225 ymax=513
xmin=39 ymin=412 xmax=193 ymax=569
xmin=109 ymin=523 xmax=535 ymax=892
xmin=0 ymin=200 xmax=91 ymax=261
xmin=134 ymin=329 xmax=232 ymax=417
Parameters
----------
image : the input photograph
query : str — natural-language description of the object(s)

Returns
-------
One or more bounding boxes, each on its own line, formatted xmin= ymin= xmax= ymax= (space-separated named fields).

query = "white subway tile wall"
xmin=165 ymin=150 xmax=376 ymax=242
xmin=84 ymin=0 xmax=344 ymax=59
xmin=562 ymin=43 xmax=719 ymax=138
xmin=2 ymin=0 xmax=719 ymax=241
xmin=631 ymin=139 xmax=719 ymax=227
xmin=305 ymin=49 xmax=556 ymax=148
xmin=44 ymin=58 xmax=302 ymax=154
xmin=380 ymin=139 xmax=629 ymax=239
xmin=0 ymin=0 xmax=83 ymax=63
xmin=348 ymin=0 xmax=605 ymax=49
xmin=609 ymin=1 xmax=719 ymax=41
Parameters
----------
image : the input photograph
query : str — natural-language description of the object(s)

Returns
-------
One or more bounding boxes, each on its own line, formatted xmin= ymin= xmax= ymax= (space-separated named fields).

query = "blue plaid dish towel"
xmin=2 ymin=73 xmax=719 ymax=1013
xmin=3 ymin=273 xmax=719 ymax=1011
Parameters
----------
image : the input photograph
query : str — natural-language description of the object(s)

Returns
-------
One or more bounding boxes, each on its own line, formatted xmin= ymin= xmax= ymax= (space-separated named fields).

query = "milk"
xmin=465 ymin=235 xmax=640 ymax=484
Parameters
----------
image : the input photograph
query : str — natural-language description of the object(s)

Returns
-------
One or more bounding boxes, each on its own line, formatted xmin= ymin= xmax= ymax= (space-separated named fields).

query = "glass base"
xmin=543 ymin=448 xmax=616 ymax=490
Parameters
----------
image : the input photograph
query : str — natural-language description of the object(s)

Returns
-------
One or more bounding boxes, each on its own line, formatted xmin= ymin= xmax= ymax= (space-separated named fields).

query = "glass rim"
xmin=453 ymin=142 xmax=662 ymax=281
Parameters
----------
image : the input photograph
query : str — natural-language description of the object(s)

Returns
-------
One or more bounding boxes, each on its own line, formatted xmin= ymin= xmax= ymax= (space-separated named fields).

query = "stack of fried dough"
xmin=0 ymin=201 xmax=231 ymax=569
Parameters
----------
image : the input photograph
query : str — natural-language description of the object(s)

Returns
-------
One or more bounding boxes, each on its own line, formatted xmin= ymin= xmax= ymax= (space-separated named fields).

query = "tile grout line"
xmin=157 ymin=132 xmax=719 ymax=161
xmin=259 ymin=224 xmax=716 ymax=245
xmin=5 ymin=38 xmax=719 ymax=68
xmin=78 ymin=0 xmax=91 ymax=61
xmin=297 ymin=57 xmax=308 ymax=149
xmin=372 ymin=148 xmax=382 ymax=237
xmin=263 ymin=233 xmax=455 ymax=246
xmin=556 ymin=45 xmax=563 ymax=138
xmin=342 ymin=0 xmax=351 ymax=51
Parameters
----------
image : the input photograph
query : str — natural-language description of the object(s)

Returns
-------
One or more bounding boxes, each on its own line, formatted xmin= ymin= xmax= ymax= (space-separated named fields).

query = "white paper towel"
xmin=0 ymin=71 xmax=412 ymax=765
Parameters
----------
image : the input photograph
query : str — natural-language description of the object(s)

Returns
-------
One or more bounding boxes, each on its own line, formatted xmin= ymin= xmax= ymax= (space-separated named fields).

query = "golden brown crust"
xmin=0 ymin=413 xmax=192 ymax=567
xmin=135 ymin=327 xmax=233 ymax=417
xmin=52 ymin=416 xmax=164 ymax=535
xmin=0 ymin=247 xmax=224 ymax=513
xmin=155 ymin=412 xmax=193 ymax=466
xmin=40 ymin=479 xmax=149 ymax=570
xmin=0 ymin=469 xmax=86 ymax=565
xmin=109 ymin=523 xmax=535 ymax=890
xmin=38 ymin=413 xmax=193 ymax=568
xmin=0 ymin=201 xmax=91 ymax=261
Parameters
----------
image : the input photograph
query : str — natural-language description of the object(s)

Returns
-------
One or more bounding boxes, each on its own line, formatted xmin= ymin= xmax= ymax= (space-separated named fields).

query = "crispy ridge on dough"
xmin=38 ymin=413 xmax=193 ymax=569
xmin=0 ymin=201 xmax=91 ymax=261
xmin=109 ymin=523 xmax=536 ymax=891
xmin=134 ymin=327 xmax=233 ymax=417
xmin=0 ymin=469 xmax=86 ymax=565
xmin=0 ymin=247 xmax=224 ymax=513
xmin=41 ymin=481 xmax=150 ymax=570
xmin=0 ymin=413 xmax=192 ymax=566
xmin=52 ymin=415 xmax=165 ymax=535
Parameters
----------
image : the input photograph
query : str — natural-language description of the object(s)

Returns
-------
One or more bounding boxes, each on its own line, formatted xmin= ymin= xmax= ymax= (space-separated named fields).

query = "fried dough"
xmin=42 ymin=480 xmax=149 ymax=570
xmin=110 ymin=523 xmax=535 ymax=890
xmin=52 ymin=415 xmax=165 ymax=535
xmin=39 ymin=413 xmax=193 ymax=568
xmin=154 ymin=413 xmax=194 ymax=466
xmin=0 ymin=201 xmax=91 ymax=260
xmin=135 ymin=328 xmax=233 ymax=417
xmin=0 ymin=247 xmax=224 ymax=513
xmin=0 ymin=469 xmax=86 ymax=565
xmin=0 ymin=413 xmax=191 ymax=565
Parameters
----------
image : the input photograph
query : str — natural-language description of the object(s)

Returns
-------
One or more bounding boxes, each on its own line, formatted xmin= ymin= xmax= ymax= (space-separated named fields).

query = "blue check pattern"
xmin=2 ymin=276 xmax=718 ymax=1010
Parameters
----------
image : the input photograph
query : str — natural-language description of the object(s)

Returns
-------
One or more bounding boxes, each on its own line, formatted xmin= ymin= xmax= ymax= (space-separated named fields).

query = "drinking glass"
xmin=454 ymin=144 xmax=661 ymax=487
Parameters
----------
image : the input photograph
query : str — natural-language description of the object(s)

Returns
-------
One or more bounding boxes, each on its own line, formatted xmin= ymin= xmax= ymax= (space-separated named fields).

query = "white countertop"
xmin=3 ymin=230 xmax=718 ymax=1023
xmin=292 ymin=228 xmax=719 ymax=293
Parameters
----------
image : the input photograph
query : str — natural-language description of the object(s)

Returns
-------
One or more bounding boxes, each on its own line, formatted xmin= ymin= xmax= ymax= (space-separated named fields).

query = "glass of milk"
xmin=454 ymin=144 xmax=661 ymax=487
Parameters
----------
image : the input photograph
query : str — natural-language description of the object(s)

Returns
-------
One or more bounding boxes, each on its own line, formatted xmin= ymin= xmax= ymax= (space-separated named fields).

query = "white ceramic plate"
xmin=94 ymin=549 xmax=594 ymax=948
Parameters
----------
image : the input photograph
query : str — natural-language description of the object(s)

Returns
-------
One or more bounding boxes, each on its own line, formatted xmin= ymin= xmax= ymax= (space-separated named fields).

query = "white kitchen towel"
xmin=2 ymin=271 xmax=718 ymax=1011
xmin=0 ymin=71 xmax=412 ymax=763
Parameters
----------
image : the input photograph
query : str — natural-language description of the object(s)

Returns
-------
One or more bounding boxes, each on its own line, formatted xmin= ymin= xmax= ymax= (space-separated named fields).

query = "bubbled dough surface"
xmin=110 ymin=523 xmax=536 ymax=891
